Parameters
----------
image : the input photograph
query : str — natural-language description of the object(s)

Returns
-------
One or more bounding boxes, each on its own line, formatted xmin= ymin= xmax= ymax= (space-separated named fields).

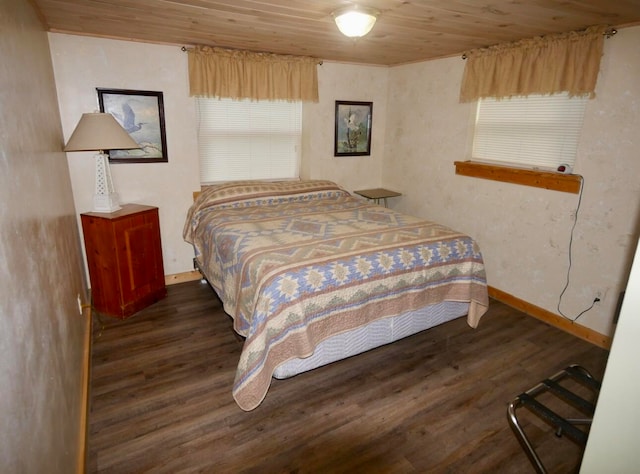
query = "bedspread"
xmin=184 ymin=180 xmax=488 ymax=410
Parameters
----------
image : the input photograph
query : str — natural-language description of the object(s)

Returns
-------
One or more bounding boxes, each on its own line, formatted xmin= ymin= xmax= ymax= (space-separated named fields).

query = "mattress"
xmin=273 ymin=301 xmax=468 ymax=378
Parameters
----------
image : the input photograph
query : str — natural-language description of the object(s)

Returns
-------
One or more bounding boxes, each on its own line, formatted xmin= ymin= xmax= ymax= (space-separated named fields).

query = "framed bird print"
xmin=97 ymin=88 xmax=168 ymax=163
xmin=334 ymin=100 xmax=373 ymax=156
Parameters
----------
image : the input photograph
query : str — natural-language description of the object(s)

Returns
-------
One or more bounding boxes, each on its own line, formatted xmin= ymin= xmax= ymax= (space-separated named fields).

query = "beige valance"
xmin=459 ymin=25 xmax=608 ymax=102
xmin=188 ymin=46 xmax=320 ymax=102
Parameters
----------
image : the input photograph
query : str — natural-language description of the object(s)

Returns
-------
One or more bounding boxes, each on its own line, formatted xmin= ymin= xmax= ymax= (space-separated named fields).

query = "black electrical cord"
xmin=557 ymin=175 xmax=597 ymax=322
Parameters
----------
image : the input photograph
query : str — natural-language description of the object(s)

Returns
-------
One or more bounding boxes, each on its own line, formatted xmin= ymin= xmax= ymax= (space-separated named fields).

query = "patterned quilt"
xmin=184 ymin=180 xmax=488 ymax=411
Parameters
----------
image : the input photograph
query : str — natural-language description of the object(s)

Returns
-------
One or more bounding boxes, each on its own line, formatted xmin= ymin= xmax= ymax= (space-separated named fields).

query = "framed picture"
xmin=334 ymin=100 xmax=373 ymax=156
xmin=97 ymin=88 xmax=168 ymax=163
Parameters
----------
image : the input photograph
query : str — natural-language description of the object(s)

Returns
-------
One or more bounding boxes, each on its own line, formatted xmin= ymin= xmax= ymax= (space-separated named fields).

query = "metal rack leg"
xmin=507 ymin=365 xmax=600 ymax=474
xmin=508 ymin=398 xmax=547 ymax=474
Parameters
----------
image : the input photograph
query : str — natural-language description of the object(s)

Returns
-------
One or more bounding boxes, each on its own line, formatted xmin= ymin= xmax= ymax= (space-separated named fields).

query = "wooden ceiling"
xmin=32 ymin=0 xmax=640 ymax=65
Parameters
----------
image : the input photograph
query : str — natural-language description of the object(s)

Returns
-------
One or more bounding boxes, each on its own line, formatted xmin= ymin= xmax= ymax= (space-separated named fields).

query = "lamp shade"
xmin=65 ymin=112 xmax=139 ymax=152
xmin=332 ymin=6 xmax=379 ymax=38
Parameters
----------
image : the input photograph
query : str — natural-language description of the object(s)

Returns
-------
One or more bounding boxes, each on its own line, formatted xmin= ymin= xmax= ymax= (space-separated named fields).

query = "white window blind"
xmin=196 ymin=98 xmax=301 ymax=183
xmin=472 ymin=92 xmax=588 ymax=169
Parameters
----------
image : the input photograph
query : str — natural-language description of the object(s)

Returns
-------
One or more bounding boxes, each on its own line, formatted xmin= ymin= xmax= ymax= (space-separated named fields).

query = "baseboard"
xmin=488 ymin=286 xmax=612 ymax=350
xmin=160 ymin=276 xmax=612 ymax=349
xmin=163 ymin=276 xmax=613 ymax=348
xmin=77 ymin=305 xmax=92 ymax=474
xmin=165 ymin=270 xmax=202 ymax=286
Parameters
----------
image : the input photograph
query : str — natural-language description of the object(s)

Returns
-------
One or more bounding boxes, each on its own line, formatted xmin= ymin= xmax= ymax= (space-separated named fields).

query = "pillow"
xmin=184 ymin=180 xmax=349 ymax=243
xmin=195 ymin=180 xmax=347 ymax=209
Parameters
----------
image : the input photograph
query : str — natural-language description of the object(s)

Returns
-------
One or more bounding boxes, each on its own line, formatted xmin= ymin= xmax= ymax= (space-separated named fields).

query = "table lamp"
xmin=65 ymin=112 xmax=140 ymax=212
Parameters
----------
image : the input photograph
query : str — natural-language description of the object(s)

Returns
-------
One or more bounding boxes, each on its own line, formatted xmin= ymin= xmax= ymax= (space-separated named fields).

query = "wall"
xmin=383 ymin=26 xmax=640 ymax=337
xmin=0 ymin=1 xmax=88 ymax=472
xmin=302 ymin=61 xmax=388 ymax=191
xmin=49 ymin=34 xmax=388 ymax=279
xmin=49 ymin=34 xmax=201 ymax=277
xmin=581 ymin=237 xmax=640 ymax=471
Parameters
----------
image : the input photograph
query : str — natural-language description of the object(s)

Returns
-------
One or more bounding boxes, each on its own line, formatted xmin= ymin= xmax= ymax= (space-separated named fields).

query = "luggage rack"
xmin=507 ymin=365 xmax=601 ymax=474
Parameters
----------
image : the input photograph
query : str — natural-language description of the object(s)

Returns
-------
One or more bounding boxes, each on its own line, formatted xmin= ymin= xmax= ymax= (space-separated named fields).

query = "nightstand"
xmin=354 ymin=188 xmax=402 ymax=207
xmin=81 ymin=204 xmax=166 ymax=318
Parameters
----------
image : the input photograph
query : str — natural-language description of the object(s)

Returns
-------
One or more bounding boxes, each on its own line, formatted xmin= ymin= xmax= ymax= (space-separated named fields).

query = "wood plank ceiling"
xmin=32 ymin=0 xmax=640 ymax=65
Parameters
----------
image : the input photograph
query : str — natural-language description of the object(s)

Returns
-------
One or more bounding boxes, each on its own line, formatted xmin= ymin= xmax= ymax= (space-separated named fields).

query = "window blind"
xmin=472 ymin=93 xmax=588 ymax=169
xmin=196 ymin=98 xmax=301 ymax=183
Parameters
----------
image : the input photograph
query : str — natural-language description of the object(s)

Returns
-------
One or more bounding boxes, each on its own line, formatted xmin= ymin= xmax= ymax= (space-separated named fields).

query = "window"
xmin=472 ymin=92 xmax=588 ymax=170
xmin=196 ymin=98 xmax=302 ymax=183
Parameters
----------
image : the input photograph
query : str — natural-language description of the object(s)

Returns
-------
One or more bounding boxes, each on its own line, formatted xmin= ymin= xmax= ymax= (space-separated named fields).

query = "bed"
xmin=183 ymin=180 xmax=489 ymax=411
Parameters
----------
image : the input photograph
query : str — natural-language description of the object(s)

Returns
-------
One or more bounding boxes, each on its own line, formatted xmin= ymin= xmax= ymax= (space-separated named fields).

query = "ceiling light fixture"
xmin=332 ymin=5 xmax=380 ymax=38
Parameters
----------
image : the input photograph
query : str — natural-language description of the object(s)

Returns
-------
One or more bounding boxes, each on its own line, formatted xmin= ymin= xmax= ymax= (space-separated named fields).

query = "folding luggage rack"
xmin=507 ymin=365 xmax=601 ymax=474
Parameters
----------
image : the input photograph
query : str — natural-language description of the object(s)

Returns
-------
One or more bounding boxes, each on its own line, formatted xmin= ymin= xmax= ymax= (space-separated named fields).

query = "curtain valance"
xmin=459 ymin=25 xmax=608 ymax=102
xmin=188 ymin=46 xmax=320 ymax=102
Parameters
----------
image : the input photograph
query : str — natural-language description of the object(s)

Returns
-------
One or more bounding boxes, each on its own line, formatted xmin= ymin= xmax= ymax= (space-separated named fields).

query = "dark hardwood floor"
xmin=87 ymin=281 xmax=609 ymax=473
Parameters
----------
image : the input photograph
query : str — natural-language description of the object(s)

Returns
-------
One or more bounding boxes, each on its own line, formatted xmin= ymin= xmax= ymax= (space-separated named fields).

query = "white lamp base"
xmin=93 ymin=192 xmax=121 ymax=213
xmin=93 ymin=153 xmax=121 ymax=213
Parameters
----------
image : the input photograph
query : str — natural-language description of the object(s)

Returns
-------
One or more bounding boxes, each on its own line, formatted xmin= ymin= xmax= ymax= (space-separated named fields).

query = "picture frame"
xmin=97 ymin=88 xmax=168 ymax=163
xmin=334 ymin=100 xmax=373 ymax=156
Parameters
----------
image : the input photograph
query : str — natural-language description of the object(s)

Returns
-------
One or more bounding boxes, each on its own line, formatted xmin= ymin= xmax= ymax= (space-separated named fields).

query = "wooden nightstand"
xmin=81 ymin=204 xmax=166 ymax=318
xmin=354 ymin=188 xmax=402 ymax=207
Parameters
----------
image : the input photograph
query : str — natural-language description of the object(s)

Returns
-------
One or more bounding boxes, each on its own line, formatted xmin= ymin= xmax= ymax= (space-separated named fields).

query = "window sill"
xmin=454 ymin=161 xmax=581 ymax=194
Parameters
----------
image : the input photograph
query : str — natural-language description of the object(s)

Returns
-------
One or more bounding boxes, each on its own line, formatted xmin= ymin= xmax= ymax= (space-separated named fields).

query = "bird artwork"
xmin=100 ymin=90 xmax=166 ymax=161
xmin=335 ymin=102 xmax=371 ymax=155
xmin=345 ymin=112 xmax=359 ymax=131
xmin=344 ymin=110 xmax=362 ymax=150
xmin=114 ymin=102 xmax=145 ymax=133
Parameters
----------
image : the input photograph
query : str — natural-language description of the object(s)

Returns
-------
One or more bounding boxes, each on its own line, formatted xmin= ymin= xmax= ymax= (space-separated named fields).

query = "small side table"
xmin=354 ymin=188 xmax=402 ymax=207
xmin=81 ymin=204 xmax=166 ymax=318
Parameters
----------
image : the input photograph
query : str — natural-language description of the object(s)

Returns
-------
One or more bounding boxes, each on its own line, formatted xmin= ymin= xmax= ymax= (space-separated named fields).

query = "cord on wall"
xmin=557 ymin=175 xmax=597 ymax=322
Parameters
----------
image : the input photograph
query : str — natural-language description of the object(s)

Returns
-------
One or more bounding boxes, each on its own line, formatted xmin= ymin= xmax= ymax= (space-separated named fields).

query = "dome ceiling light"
xmin=332 ymin=5 xmax=380 ymax=38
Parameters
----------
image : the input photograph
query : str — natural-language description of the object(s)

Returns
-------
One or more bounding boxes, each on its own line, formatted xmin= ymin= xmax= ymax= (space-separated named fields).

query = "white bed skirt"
xmin=273 ymin=301 xmax=469 ymax=379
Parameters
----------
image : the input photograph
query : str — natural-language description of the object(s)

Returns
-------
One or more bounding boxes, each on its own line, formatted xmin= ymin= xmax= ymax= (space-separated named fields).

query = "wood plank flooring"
xmin=87 ymin=281 xmax=609 ymax=473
